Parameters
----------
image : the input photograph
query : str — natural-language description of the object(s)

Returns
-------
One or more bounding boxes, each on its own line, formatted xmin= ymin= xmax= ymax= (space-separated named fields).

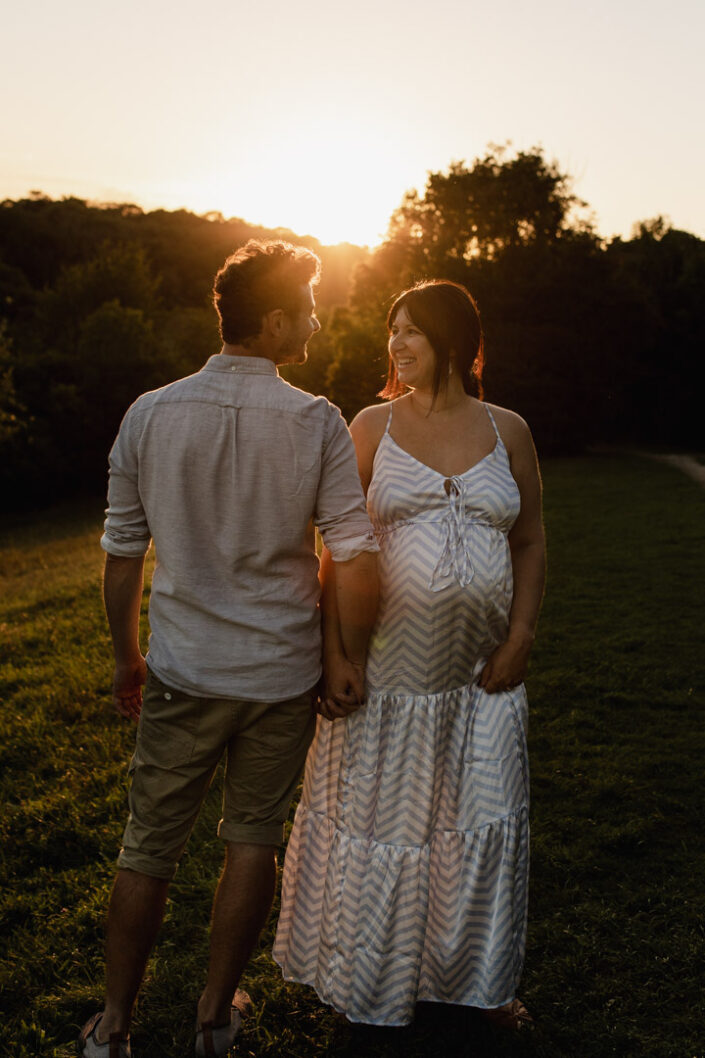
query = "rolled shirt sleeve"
xmin=100 ymin=405 xmax=152 ymax=558
xmin=315 ymin=407 xmax=379 ymax=562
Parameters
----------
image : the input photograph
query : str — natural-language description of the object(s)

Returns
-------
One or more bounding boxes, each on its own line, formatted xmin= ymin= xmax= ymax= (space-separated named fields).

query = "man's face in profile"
xmin=278 ymin=284 xmax=321 ymax=365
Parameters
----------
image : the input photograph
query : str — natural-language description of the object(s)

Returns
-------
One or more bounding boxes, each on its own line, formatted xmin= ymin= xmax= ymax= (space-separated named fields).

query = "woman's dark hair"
xmin=213 ymin=239 xmax=320 ymax=345
xmin=379 ymin=280 xmax=484 ymax=402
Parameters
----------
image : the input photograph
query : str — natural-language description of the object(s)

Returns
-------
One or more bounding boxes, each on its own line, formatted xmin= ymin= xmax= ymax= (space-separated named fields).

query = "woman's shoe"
xmin=482 ymin=998 xmax=533 ymax=1030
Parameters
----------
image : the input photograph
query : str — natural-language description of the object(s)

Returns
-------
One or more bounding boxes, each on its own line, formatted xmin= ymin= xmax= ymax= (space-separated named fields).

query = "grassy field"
xmin=1 ymin=455 xmax=703 ymax=1058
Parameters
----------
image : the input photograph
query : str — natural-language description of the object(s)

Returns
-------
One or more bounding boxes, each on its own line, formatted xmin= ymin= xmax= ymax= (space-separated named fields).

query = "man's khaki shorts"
xmin=118 ymin=669 xmax=316 ymax=879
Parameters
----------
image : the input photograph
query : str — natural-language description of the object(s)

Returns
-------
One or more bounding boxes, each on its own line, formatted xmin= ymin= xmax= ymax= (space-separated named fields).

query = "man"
xmin=79 ymin=240 xmax=379 ymax=1058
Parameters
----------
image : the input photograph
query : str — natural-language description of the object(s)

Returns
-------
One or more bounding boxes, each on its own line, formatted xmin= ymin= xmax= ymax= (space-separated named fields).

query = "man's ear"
xmin=262 ymin=307 xmax=286 ymax=338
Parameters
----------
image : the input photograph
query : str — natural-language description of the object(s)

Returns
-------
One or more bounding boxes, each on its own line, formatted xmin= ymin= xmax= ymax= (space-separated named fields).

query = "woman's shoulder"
xmin=484 ymin=401 xmax=531 ymax=436
xmin=349 ymin=402 xmax=394 ymax=491
xmin=483 ymin=402 xmax=535 ymax=456
xmin=350 ymin=401 xmax=392 ymax=445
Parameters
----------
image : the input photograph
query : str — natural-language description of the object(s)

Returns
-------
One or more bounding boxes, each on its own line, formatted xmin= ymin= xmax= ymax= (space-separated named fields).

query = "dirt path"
xmin=649 ymin=454 xmax=705 ymax=487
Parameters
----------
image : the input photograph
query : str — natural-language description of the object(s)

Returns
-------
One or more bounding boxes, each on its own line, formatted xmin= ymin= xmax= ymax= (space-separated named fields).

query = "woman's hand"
xmin=318 ymin=653 xmax=366 ymax=720
xmin=477 ymin=634 xmax=532 ymax=694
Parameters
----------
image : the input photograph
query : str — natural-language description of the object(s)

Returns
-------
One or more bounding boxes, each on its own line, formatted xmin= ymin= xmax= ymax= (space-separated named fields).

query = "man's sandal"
xmin=482 ymin=998 xmax=534 ymax=1030
xmin=195 ymin=990 xmax=252 ymax=1057
xmin=77 ymin=1013 xmax=131 ymax=1058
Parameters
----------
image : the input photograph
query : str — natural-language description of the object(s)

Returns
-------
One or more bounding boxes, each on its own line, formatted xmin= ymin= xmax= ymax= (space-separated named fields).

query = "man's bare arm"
xmin=334 ymin=551 xmax=379 ymax=666
xmin=319 ymin=548 xmax=379 ymax=719
xmin=103 ymin=553 xmax=147 ymax=722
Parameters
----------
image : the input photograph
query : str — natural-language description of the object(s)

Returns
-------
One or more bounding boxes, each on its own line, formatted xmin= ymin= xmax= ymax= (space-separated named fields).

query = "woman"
xmin=274 ymin=280 xmax=545 ymax=1029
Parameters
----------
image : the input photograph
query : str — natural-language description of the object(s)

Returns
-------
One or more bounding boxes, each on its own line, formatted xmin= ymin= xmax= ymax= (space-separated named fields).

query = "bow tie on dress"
xmin=429 ymin=476 xmax=475 ymax=591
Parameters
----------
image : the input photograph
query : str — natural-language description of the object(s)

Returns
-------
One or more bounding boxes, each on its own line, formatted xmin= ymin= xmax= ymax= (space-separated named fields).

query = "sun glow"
xmin=3 ymin=0 xmax=705 ymax=255
xmin=162 ymin=124 xmax=407 ymax=248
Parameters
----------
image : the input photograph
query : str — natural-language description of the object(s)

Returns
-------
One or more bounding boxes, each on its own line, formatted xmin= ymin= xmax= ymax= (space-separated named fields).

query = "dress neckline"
xmin=384 ymin=430 xmax=499 ymax=480
xmin=382 ymin=402 xmax=503 ymax=480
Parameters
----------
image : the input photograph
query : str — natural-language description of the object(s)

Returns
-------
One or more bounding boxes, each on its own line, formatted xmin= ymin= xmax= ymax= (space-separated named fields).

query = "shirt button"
xmin=164 ymin=692 xmax=172 ymax=700
xmin=231 ymin=366 xmax=236 ymax=372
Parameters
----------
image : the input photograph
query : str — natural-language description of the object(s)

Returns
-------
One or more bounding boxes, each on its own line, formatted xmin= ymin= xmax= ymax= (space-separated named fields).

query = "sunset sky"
xmin=3 ymin=0 xmax=704 ymax=247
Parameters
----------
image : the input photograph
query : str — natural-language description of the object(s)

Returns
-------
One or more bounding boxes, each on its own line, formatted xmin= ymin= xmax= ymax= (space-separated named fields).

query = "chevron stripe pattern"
xmin=274 ymin=410 xmax=530 ymax=1026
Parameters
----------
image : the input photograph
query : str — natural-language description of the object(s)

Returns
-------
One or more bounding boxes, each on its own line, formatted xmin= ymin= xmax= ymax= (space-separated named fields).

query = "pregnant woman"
xmin=274 ymin=279 xmax=546 ymax=1029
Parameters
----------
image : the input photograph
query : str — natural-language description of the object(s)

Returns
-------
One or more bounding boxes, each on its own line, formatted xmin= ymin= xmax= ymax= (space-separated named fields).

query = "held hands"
xmin=112 ymin=655 xmax=147 ymax=722
xmin=477 ymin=633 xmax=533 ymax=695
xmin=317 ymin=653 xmax=366 ymax=721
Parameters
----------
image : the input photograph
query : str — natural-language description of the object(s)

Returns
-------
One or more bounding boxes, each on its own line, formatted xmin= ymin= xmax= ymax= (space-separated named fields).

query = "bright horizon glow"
xmin=2 ymin=0 xmax=705 ymax=248
xmin=150 ymin=120 xmax=412 ymax=246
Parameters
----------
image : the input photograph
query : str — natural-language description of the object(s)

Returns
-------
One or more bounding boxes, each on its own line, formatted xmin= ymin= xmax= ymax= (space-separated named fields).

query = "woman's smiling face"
xmin=388 ymin=306 xmax=437 ymax=392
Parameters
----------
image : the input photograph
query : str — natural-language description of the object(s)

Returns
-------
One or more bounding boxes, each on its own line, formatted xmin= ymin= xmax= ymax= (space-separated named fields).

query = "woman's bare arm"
xmin=478 ymin=410 xmax=546 ymax=692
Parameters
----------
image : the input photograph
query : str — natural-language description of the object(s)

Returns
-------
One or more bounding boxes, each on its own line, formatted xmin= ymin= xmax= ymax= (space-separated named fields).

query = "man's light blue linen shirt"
xmin=101 ymin=354 xmax=377 ymax=700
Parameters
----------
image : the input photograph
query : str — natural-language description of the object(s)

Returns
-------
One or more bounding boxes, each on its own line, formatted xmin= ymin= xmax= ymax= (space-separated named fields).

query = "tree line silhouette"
xmin=1 ymin=145 xmax=702 ymax=511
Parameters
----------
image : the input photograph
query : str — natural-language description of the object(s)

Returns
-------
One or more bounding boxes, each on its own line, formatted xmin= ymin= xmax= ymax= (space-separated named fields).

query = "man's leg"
xmin=196 ymin=842 xmax=277 ymax=1027
xmin=97 ymin=869 xmax=170 ymax=1041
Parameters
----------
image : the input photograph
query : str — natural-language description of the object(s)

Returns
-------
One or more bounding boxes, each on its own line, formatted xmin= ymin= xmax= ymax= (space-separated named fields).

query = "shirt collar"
xmin=203 ymin=353 xmax=278 ymax=376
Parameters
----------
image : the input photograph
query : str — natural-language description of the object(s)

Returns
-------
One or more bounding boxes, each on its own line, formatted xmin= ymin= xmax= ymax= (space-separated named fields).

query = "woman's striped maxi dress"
xmin=274 ymin=405 xmax=530 ymax=1025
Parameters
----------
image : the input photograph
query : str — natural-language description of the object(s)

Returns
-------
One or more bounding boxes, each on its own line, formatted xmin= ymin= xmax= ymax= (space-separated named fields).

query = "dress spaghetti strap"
xmin=484 ymin=404 xmax=502 ymax=441
xmin=384 ymin=404 xmax=393 ymax=435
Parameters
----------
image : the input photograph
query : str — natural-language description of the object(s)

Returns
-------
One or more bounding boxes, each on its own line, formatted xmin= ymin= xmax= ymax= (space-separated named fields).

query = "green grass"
xmin=1 ymin=455 xmax=704 ymax=1057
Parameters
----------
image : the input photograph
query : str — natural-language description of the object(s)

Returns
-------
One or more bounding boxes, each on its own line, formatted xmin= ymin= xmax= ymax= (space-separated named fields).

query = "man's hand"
xmin=112 ymin=655 xmax=147 ymax=722
xmin=318 ymin=654 xmax=366 ymax=721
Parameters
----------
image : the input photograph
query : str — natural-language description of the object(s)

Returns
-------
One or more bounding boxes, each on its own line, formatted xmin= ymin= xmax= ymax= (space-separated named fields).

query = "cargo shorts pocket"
xmin=133 ymin=671 xmax=201 ymax=770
